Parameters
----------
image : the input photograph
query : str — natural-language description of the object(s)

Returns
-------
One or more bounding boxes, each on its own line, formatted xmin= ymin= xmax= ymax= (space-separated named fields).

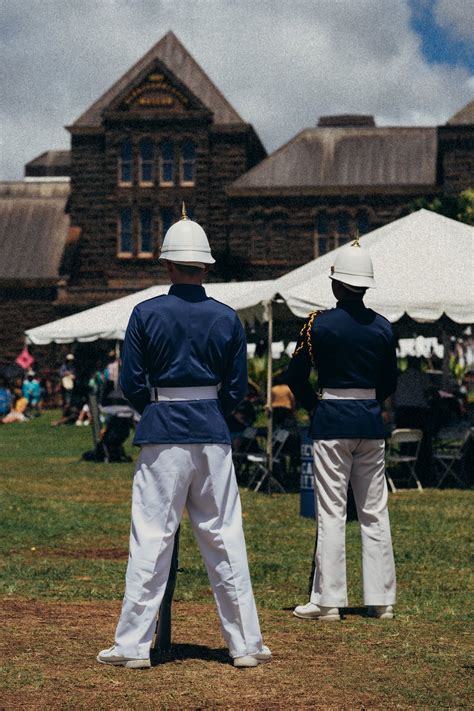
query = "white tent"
xmin=25 ymin=210 xmax=473 ymax=346
xmin=276 ymin=209 xmax=474 ymax=324
xmin=25 ymin=280 xmax=273 ymax=345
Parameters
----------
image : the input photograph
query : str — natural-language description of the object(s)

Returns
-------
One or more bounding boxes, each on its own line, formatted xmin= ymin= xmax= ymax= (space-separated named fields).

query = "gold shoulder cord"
xmin=292 ymin=310 xmax=320 ymax=366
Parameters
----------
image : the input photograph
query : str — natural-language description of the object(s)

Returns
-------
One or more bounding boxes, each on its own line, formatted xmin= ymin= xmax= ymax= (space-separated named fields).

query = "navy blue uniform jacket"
xmin=120 ymin=284 xmax=247 ymax=445
xmin=286 ymin=300 xmax=398 ymax=439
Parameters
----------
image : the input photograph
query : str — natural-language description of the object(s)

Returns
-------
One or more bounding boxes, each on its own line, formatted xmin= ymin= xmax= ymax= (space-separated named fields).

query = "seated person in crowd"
xmin=51 ymin=404 xmax=80 ymax=427
xmin=2 ymin=389 xmax=28 ymax=424
xmin=22 ymin=370 xmax=42 ymax=411
xmin=0 ymin=378 xmax=12 ymax=418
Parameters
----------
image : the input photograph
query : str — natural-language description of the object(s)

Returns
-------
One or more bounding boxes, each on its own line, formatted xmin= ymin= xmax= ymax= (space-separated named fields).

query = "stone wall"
xmin=227 ymin=192 xmax=431 ymax=280
xmin=0 ymin=288 xmax=59 ymax=365
xmin=438 ymin=126 xmax=474 ymax=193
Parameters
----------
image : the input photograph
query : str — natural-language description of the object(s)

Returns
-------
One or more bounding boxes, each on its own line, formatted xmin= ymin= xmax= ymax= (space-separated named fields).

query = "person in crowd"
xmin=97 ymin=206 xmax=270 ymax=670
xmin=286 ymin=236 xmax=398 ymax=622
xmin=75 ymin=402 xmax=91 ymax=426
xmin=59 ymin=353 xmax=76 ymax=406
xmin=105 ymin=350 xmax=120 ymax=388
xmin=0 ymin=377 xmax=12 ymax=418
xmin=271 ymin=374 xmax=296 ymax=428
xmin=2 ymin=387 xmax=29 ymax=423
xmin=22 ymin=369 xmax=42 ymax=412
xmin=51 ymin=404 xmax=80 ymax=426
xmin=270 ymin=374 xmax=300 ymax=482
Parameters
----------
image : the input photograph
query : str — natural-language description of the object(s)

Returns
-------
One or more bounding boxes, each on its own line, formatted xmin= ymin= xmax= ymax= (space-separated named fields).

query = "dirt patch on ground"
xmin=0 ymin=599 xmax=397 ymax=710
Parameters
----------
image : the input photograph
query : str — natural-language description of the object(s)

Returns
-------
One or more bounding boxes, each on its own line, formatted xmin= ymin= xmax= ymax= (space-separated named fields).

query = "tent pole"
xmin=266 ymin=299 xmax=273 ymax=475
xmin=441 ymin=329 xmax=450 ymax=390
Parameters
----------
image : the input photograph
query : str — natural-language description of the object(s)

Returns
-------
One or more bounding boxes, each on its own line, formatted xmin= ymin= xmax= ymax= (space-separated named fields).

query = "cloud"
xmin=0 ymin=0 xmax=472 ymax=179
xmin=433 ymin=0 xmax=474 ymax=42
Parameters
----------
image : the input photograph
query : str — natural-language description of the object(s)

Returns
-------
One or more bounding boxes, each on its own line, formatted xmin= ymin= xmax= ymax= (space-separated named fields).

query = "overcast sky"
xmin=1 ymin=0 xmax=473 ymax=180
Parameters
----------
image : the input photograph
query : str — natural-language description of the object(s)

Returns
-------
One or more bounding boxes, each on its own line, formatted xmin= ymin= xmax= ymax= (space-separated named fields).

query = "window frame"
xmin=117 ymin=206 xmax=134 ymax=258
xmin=159 ymin=208 xmax=175 ymax=249
xmin=118 ymin=139 xmax=133 ymax=187
xmin=138 ymin=138 xmax=154 ymax=187
xmin=159 ymin=140 xmax=175 ymax=187
xmin=180 ymin=141 xmax=196 ymax=187
xmin=138 ymin=207 xmax=154 ymax=258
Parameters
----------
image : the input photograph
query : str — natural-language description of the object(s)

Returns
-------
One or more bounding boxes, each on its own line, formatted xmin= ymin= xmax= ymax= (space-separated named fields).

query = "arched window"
xmin=118 ymin=207 xmax=133 ymax=255
xmin=139 ymin=139 xmax=154 ymax=185
xmin=139 ymin=208 xmax=153 ymax=256
xmin=118 ymin=139 xmax=133 ymax=185
xmin=316 ymin=212 xmax=329 ymax=256
xmin=180 ymin=142 xmax=195 ymax=186
xmin=160 ymin=141 xmax=174 ymax=185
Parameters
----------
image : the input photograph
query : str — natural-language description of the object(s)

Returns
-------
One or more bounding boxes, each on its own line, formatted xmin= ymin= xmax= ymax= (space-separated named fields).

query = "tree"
xmin=411 ymin=189 xmax=474 ymax=225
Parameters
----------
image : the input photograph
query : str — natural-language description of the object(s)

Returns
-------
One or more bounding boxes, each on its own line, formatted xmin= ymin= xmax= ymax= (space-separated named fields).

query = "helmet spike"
xmin=181 ymin=201 xmax=187 ymax=220
xmin=351 ymin=229 xmax=361 ymax=248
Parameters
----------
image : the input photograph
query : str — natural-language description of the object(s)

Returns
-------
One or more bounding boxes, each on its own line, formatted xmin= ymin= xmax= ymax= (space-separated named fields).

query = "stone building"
xmin=0 ymin=32 xmax=472 ymax=364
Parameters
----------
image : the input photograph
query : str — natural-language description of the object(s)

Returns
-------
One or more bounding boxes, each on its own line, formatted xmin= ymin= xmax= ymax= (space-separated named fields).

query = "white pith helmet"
xmin=329 ymin=233 xmax=375 ymax=289
xmin=159 ymin=203 xmax=215 ymax=265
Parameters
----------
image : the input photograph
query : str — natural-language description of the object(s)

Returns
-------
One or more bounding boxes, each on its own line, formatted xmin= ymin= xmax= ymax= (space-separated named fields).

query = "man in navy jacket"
xmin=287 ymin=238 xmax=398 ymax=621
xmin=97 ymin=208 xmax=270 ymax=669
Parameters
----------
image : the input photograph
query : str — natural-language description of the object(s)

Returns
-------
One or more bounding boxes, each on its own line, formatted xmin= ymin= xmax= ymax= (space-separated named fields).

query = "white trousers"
xmin=114 ymin=443 xmax=262 ymax=659
xmin=310 ymin=439 xmax=396 ymax=607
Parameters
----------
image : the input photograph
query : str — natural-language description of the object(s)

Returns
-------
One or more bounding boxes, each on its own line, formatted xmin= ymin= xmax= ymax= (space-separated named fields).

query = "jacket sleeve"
xmin=119 ymin=307 xmax=151 ymax=414
xmin=286 ymin=318 xmax=319 ymax=412
xmin=376 ymin=330 xmax=398 ymax=403
xmin=218 ymin=315 xmax=248 ymax=416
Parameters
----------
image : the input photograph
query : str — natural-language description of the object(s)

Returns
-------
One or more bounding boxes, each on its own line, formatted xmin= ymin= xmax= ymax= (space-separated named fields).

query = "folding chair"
xmin=247 ymin=428 xmax=289 ymax=493
xmin=385 ymin=428 xmax=423 ymax=493
xmin=433 ymin=427 xmax=473 ymax=488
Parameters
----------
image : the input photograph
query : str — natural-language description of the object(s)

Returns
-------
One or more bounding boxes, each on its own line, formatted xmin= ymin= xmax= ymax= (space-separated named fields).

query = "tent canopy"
xmin=25 ymin=210 xmax=473 ymax=345
xmin=25 ymin=280 xmax=273 ymax=345
xmin=278 ymin=209 xmax=474 ymax=324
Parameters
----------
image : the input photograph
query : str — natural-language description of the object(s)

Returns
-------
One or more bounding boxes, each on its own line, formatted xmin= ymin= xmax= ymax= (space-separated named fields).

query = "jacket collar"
xmin=168 ymin=284 xmax=208 ymax=302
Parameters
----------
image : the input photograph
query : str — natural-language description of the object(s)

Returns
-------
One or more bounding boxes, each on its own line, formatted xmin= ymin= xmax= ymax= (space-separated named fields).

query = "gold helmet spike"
xmin=181 ymin=201 xmax=187 ymax=220
xmin=351 ymin=229 xmax=361 ymax=248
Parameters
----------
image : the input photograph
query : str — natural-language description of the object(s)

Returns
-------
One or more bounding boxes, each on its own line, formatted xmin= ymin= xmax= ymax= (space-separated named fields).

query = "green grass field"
xmin=1 ymin=412 xmax=473 ymax=709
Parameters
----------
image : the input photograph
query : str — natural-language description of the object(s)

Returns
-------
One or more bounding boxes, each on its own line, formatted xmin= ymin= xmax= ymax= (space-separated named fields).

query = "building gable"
xmin=102 ymin=58 xmax=212 ymax=122
xmin=71 ymin=31 xmax=243 ymax=129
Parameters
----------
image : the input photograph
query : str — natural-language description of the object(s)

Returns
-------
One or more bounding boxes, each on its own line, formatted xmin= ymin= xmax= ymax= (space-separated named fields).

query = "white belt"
xmin=321 ymin=388 xmax=376 ymax=400
xmin=150 ymin=386 xmax=219 ymax=402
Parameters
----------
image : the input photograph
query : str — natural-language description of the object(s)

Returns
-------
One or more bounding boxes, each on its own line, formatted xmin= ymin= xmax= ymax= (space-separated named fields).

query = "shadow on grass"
xmin=151 ymin=643 xmax=229 ymax=666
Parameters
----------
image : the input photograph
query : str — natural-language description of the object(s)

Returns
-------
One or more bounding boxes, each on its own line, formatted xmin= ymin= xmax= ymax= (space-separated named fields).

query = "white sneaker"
xmin=96 ymin=645 xmax=151 ymax=668
xmin=293 ymin=602 xmax=341 ymax=621
xmin=233 ymin=645 xmax=272 ymax=668
xmin=367 ymin=605 xmax=394 ymax=619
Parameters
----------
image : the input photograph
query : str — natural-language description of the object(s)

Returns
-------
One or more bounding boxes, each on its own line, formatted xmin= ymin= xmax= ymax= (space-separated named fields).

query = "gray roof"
xmin=72 ymin=31 xmax=243 ymax=128
xmin=25 ymin=151 xmax=71 ymax=177
xmin=447 ymin=100 xmax=474 ymax=125
xmin=0 ymin=182 xmax=70 ymax=282
xmin=231 ymin=127 xmax=438 ymax=192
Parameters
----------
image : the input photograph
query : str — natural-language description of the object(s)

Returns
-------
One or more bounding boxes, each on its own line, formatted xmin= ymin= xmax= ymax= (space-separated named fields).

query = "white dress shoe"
xmin=367 ymin=605 xmax=394 ymax=619
xmin=96 ymin=645 xmax=151 ymax=668
xmin=233 ymin=644 xmax=272 ymax=668
xmin=293 ymin=602 xmax=341 ymax=621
